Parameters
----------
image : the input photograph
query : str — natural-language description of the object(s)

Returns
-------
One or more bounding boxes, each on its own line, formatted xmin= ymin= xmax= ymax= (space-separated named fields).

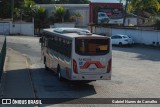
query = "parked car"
xmin=98 ymin=12 xmax=110 ymax=24
xmin=111 ymin=34 xmax=134 ymax=46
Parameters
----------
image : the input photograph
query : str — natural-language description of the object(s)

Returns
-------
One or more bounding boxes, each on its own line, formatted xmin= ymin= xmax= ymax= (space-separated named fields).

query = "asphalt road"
xmin=6 ymin=36 xmax=160 ymax=107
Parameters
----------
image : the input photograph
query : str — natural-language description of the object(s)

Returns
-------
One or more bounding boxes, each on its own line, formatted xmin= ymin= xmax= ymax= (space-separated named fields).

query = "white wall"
xmin=158 ymin=32 xmax=160 ymax=44
xmin=12 ymin=23 xmax=34 ymax=36
xmin=0 ymin=21 xmax=12 ymax=35
xmin=50 ymin=23 xmax=75 ymax=28
xmin=112 ymin=28 xmax=160 ymax=45
xmin=90 ymin=27 xmax=160 ymax=45
xmin=112 ymin=29 xmax=143 ymax=43
xmin=141 ymin=31 xmax=157 ymax=45
xmin=95 ymin=27 xmax=112 ymax=36
xmin=125 ymin=18 xmax=137 ymax=26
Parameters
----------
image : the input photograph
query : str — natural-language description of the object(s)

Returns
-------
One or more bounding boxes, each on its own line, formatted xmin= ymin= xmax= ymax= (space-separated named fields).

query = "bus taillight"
xmin=73 ymin=59 xmax=78 ymax=74
xmin=107 ymin=59 xmax=112 ymax=73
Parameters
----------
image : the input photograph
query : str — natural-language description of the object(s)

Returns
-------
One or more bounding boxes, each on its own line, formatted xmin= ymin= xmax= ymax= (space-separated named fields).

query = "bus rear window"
xmin=75 ymin=38 xmax=110 ymax=55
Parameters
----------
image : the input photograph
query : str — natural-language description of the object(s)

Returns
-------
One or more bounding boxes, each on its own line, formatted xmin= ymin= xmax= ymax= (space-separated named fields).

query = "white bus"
xmin=40 ymin=28 xmax=112 ymax=81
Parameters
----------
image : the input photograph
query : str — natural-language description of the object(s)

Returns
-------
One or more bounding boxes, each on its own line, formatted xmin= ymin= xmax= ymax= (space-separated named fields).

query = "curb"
xmin=25 ymin=57 xmax=40 ymax=107
xmin=0 ymin=48 xmax=37 ymax=100
xmin=0 ymin=51 xmax=8 ymax=98
xmin=24 ymin=55 xmax=37 ymax=98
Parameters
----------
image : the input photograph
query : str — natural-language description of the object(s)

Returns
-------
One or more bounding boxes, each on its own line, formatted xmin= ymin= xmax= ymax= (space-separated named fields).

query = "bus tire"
xmin=44 ymin=57 xmax=49 ymax=71
xmin=57 ymin=65 xmax=63 ymax=81
xmin=45 ymin=64 xmax=49 ymax=71
xmin=119 ymin=42 xmax=122 ymax=46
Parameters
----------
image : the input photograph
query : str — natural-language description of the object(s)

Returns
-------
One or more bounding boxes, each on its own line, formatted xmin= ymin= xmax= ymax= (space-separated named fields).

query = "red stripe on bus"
xmin=80 ymin=61 xmax=105 ymax=69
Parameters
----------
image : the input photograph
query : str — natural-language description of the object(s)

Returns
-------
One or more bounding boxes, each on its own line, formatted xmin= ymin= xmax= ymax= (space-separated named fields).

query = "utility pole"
xmin=11 ymin=0 xmax=14 ymax=21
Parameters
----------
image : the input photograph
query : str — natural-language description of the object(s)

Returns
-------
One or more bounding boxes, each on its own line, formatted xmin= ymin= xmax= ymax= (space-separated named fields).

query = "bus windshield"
xmin=75 ymin=38 xmax=110 ymax=55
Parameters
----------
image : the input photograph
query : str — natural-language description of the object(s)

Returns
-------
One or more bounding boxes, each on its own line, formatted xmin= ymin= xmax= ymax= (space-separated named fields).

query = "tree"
xmin=123 ymin=0 xmax=129 ymax=26
xmin=21 ymin=0 xmax=36 ymax=18
xmin=52 ymin=5 xmax=66 ymax=22
xmin=129 ymin=0 xmax=160 ymax=25
xmin=34 ymin=0 xmax=56 ymax=4
xmin=35 ymin=6 xmax=47 ymax=33
xmin=64 ymin=9 xmax=70 ymax=22
xmin=13 ymin=8 xmax=21 ymax=21
xmin=13 ymin=0 xmax=47 ymax=33
xmin=13 ymin=0 xmax=36 ymax=21
xmin=14 ymin=0 xmax=24 ymax=8
xmin=128 ymin=0 xmax=160 ymax=16
xmin=0 ymin=0 xmax=12 ymax=18
xmin=154 ymin=15 xmax=160 ymax=29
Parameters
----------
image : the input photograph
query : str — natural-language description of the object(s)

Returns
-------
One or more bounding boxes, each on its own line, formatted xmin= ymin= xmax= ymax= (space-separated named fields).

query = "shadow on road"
xmin=112 ymin=46 xmax=160 ymax=61
xmin=29 ymin=67 xmax=97 ymax=105
xmin=30 ymin=68 xmax=97 ymax=99
xmin=3 ymin=67 xmax=97 ymax=105
xmin=3 ymin=68 xmax=35 ymax=98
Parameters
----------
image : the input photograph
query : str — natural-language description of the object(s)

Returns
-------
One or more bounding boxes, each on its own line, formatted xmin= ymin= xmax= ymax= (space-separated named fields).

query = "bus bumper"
xmin=70 ymin=74 xmax=111 ymax=80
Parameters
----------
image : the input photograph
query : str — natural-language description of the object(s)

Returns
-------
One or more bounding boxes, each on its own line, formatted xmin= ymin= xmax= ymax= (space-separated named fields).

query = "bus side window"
xmin=66 ymin=41 xmax=71 ymax=58
xmin=40 ymin=32 xmax=45 ymax=46
xmin=39 ymin=37 xmax=43 ymax=43
xmin=45 ymin=38 xmax=47 ymax=47
xmin=46 ymin=35 xmax=49 ymax=47
xmin=62 ymin=39 xmax=66 ymax=56
xmin=54 ymin=37 xmax=58 ymax=52
xmin=49 ymin=36 xmax=54 ymax=49
xmin=59 ymin=38 xmax=63 ymax=54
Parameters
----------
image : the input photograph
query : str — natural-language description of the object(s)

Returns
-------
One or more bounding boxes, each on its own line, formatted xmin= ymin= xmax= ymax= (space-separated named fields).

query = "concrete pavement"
xmin=2 ymin=48 xmax=35 ymax=98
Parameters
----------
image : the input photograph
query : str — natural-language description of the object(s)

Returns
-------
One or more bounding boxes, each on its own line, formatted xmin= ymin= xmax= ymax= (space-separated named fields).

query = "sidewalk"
xmin=2 ymin=48 xmax=35 ymax=98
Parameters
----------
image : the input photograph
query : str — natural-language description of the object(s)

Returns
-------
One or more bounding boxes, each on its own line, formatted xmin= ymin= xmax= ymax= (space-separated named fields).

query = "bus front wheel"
xmin=44 ymin=57 xmax=49 ymax=71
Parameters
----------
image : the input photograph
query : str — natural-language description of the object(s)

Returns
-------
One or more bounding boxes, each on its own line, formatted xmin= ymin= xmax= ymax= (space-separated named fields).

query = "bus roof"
xmin=42 ymin=28 xmax=108 ymax=38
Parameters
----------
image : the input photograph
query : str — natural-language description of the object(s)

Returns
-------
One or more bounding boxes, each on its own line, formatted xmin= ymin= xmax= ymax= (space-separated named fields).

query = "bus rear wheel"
xmin=57 ymin=65 xmax=63 ymax=81
xmin=119 ymin=42 xmax=122 ymax=46
xmin=45 ymin=64 xmax=49 ymax=71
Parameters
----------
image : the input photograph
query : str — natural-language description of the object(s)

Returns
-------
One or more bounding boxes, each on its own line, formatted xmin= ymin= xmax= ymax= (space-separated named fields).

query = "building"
xmin=37 ymin=4 xmax=89 ymax=27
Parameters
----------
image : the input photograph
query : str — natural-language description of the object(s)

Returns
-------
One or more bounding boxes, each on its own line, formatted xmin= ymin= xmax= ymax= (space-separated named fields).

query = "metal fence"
xmin=0 ymin=36 xmax=6 ymax=82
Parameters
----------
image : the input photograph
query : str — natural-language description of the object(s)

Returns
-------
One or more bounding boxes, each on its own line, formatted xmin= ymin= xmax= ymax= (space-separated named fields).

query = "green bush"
xmin=154 ymin=16 xmax=160 ymax=30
